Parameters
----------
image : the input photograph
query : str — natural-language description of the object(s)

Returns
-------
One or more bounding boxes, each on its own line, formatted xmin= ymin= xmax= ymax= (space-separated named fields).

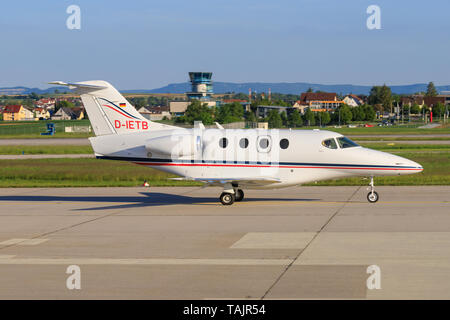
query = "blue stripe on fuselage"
xmin=95 ymin=155 xmax=420 ymax=169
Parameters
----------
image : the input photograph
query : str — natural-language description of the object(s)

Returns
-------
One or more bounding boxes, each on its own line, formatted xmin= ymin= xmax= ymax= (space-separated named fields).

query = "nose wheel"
xmin=367 ymin=176 xmax=379 ymax=203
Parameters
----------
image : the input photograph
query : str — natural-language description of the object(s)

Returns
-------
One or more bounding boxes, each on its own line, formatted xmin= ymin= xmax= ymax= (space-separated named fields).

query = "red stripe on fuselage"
xmin=133 ymin=162 xmax=422 ymax=171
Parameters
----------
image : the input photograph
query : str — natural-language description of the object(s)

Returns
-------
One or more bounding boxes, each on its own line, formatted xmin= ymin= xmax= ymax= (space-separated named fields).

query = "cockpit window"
xmin=322 ymin=138 xmax=338 ymax=149
xmin=337 ymin=137 xmax=359 ymax=148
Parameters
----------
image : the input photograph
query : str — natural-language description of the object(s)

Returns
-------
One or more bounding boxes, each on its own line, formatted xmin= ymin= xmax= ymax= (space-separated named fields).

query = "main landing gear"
xmin=219 ymin=184 xmax=244 ymax=205
xmin=234 ymin=189 xmax=244 ymax=202
xmin=220 ymin=192 xmax=235 ymax=205
xmin=367 ymin=176 xmax=379 ymax=203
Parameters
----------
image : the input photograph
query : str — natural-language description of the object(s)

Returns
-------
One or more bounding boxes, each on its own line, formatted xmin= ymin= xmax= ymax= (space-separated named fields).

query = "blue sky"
xmin=0 ymin=0 xmax=449 ymax=89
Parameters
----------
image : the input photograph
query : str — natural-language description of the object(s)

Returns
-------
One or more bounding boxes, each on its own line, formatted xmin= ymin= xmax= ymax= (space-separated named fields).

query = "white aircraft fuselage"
xmin=50 ymin=80 xmax=423 ymax=205
xmin=90 ymin=127 xmax=423 ymax=188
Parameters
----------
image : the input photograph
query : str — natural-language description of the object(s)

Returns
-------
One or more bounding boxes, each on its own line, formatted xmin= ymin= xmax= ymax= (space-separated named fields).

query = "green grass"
xmin=355 ymin=136 xmax=450 ymax=141
xmin=1 ymin=120 xmax=450 ymax=138
xmin=358 ymin=143 xmax=450 ymax=151
xmin=0 ymin=149 xmax=448 ymax=187
xmin=0 ymin=119 xmax=94 ymax=138
xmin=0 ymin=145 xmax=93 ymax=155
xmin=298 ymin=125 xmax=450 ymax=135
xmin=0 ymin=158 xmax=202 ymax=187
xmin=0 ymin=133 xmax=93 ymax=139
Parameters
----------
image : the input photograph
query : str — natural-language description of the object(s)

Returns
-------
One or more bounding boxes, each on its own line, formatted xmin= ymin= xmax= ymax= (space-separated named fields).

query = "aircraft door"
xmin=195 ymin=134 xmax=203 ymax=162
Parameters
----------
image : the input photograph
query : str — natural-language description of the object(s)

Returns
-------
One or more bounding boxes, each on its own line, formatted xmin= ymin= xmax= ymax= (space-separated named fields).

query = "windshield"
xmin=322 ymin=138 xmax=338 ymax=149
xmin=337 ymin=137 xmax=359 ymax=148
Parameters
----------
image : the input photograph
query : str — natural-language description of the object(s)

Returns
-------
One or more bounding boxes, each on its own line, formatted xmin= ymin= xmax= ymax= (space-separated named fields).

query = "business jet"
xmin=50 ymin=81 xmax=423 ymax=205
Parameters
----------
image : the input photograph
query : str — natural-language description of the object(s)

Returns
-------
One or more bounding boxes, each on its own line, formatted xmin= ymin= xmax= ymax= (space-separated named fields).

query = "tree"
xmin=288 ymin=109 xmax=303 ymax=127
xmin=280 ymin=111 xmax=288 ymax=127
xmin=55 ymin=100 xmax=75 ymax=112
xmin=184 ymin=99 xmax=214 ymax=125
xmin=29 ymin=92 xmax=39 ymax=100
xmin=362 ymin=104 xmax=376 ymax=121
xmin=369 ymin=85 xmax=392 ymax=110
xmin=267 ymin=109 xmax=282 ymax=128
xmin=303 ymin=108 xmax=315 ymax=126
xmin=426 ymin=82 xmax=438 ymax=97
xmin=215 ymin=102 xmax=244 ymax=123
xmin=351 ymin=106 xmax=366 ymax=121
xmin=244 ymin=110 xmax=257 ymax=122
xmin=410 ymin=103 xmax=421 ymax=114
xmin=432 ymin=102 xmax=445 ymax=119
xmin=316 ymin=112 xmax=331 ymax=126
xmin=130 ymin=97 xmax=146 ymax=108
xmin=335 ymin=104 xmax=353 ymax=124
xmin=322 ymin=112 xmax=331 ymax=125
xmin=380 ymin=84 xmax=392 ymax=110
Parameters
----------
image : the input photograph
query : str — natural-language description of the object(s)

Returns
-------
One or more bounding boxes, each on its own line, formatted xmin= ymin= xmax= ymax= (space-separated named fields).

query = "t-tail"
xmin=49 ymin=80 xmax=176 ymax=136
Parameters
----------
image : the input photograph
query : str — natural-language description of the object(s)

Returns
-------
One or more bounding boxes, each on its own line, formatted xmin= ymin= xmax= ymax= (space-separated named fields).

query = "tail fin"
xmin=49 ymin=80 xmax=176 ymax=136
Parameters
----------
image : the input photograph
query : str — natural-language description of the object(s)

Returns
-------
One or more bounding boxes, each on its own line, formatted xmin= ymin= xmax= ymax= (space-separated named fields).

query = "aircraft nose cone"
xmin=394 ymin=155 xmax=423 ymax=172
xmin=410 ymin=160 xmax=423 ymax=171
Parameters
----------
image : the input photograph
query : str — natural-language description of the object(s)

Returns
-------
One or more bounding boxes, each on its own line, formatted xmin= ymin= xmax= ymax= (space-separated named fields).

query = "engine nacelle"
xmin=145 ymin=134 xmax=199 ymax=157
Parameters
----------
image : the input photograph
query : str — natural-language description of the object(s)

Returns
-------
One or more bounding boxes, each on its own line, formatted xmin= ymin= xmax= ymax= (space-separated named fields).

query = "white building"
xmin=343 ymin=94 xmax=364 ymax=107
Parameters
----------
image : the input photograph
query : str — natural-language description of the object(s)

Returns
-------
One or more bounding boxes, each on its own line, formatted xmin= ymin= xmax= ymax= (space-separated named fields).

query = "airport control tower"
xmin=186 ymin=72 xmax=213 ymax=101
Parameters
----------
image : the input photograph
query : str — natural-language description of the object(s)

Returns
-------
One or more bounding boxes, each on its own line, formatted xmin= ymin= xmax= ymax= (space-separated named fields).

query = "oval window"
xmin=280 ymin=138 xmax=289 ymax=149
xmin=219 ymin=137 xmax=228 ymax=148
xmin=239 ymin=138 xmax=249 ymax=149
xmin=259 ymin=138 xmax=269 ymax=149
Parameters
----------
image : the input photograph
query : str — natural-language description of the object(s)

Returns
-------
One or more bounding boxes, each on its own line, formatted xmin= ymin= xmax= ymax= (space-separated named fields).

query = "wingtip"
xmin=48 ymin=81 xmax=68 ymax=86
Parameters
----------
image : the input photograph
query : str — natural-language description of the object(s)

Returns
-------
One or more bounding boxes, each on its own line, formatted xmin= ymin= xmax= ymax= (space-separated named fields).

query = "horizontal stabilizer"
xmin=48 ymin=81 xmax=107 ymax=90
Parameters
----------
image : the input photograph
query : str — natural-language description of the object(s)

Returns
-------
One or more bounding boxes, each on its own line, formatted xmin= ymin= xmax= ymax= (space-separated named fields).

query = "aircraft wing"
xmin=170 ymin=177 xmax=281 ymax=187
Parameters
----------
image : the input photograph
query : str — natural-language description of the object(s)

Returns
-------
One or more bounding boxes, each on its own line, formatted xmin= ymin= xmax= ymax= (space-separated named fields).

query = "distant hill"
xmin=2 ymin=82 xmax=450 ymax=96
xmin=125 ymin=82 xmax=450 ymax=95
xmin=0 ymin=86 xmax=69 ymax=95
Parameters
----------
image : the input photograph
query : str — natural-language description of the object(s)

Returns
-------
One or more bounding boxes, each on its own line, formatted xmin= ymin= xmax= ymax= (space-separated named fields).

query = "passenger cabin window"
xmin=322 ymin=138 xmax=338 ymax=149
xmin=239 ymin=138 xmax=249 ymax=149
xmin=337 ymin=137 xmax=359 ymax=148
xmin=219 ymin=137 xmax=228 ymax=148
xmin=280 ymin=138 xmax=289 ymax=149
xmin=259 ymin=138 xmax=269 ymax=149
xmin=257 ymin=136 xmax=272 ymax=152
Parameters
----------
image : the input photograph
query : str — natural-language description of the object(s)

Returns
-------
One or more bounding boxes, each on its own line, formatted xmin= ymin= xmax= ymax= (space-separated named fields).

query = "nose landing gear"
xmin=367 ymin=176 xmax=379 ymax=203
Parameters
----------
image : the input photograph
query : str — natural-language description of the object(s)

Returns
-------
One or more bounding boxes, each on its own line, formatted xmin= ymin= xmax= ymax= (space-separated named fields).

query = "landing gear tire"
xmin=367 ymin=191 xmax=379 ymax=203
xmin=366 ymin=176 xmax=379 ymax=203
xmin=220 ymin=192 xmax=235 ymax=205
xmin=234 ymin=189 xmax=244 ymax=202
